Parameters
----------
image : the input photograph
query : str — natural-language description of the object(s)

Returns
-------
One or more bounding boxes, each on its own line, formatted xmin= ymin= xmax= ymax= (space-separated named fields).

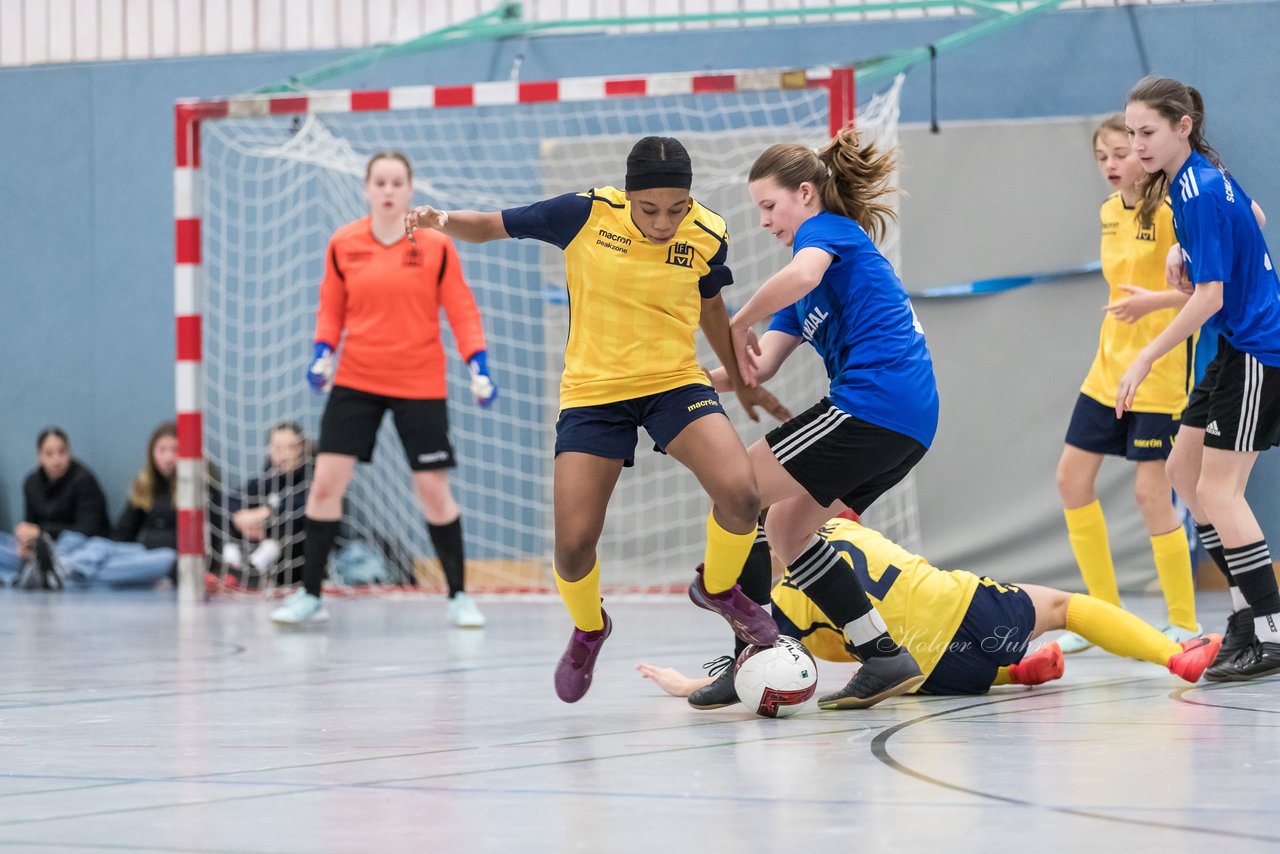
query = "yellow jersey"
xmin=772 ymin=519 xmax=986 ymax=679
xmin=1080 ymin=194 xmax=1194 ymax=415
xmin=502 ymin=186 xmax=731 ymax=409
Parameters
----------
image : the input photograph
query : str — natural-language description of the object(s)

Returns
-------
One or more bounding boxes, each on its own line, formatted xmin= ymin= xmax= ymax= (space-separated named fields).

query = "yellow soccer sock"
xmin=554 ymin=560 xmax=604 ymax=632
xmin=702 ymin=511 xmax=756 ymax=595
xmin=1064 ymin=500 xmax=1121 ymax=606
xmin=1065 ymin=594 xmax=1180 ymax=667
xmin=992 ymin=668 xmax=1013 ymax=686
xmin=1150 ymin=528 xmax=1198 ymax=631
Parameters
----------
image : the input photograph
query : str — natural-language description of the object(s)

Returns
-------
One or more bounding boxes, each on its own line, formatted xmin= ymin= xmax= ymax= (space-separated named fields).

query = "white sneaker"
xmin=1056 ymin=630 xmax=1094 ymax=654
xmin=1160 ymin=622 xmax=1203 ymax=644
xmin=448 ymin=592 xmax=486 ymax=628
xmin=270 ymin=590 xmax=329 ymax=625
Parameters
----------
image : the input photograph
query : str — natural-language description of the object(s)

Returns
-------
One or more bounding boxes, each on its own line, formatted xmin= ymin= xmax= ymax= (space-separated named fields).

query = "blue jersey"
xmin=768 ymin=212 xmax=939 ymax=447
xmin=1171 ymin=151 xmax=1280 ymax=366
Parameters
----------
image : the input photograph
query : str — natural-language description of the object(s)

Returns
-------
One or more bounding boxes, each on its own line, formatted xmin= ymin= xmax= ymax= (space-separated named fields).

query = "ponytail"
xmin=749 ymin=127 xmax=898 ymax=242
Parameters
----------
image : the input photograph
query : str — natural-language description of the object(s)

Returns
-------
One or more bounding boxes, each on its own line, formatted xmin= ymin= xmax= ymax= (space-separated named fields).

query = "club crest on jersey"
xmin=1135 ymin=221 xmax=1157 ymax=242
xmin=403 ymin=247 xmax=423 ymax=267
xmin=666 ymin=242 xmax=694 ymax=268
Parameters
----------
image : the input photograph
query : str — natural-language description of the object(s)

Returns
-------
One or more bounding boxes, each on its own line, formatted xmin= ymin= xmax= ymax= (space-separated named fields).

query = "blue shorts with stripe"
xmin=554 ymin=383 xmax=724 ymax=467
xmin=920 ymin=581 xmax=1036 ymax=696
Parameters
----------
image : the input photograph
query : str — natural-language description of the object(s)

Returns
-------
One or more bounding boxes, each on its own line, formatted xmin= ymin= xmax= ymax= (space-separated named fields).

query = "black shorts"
xmin=1182 ymin=339 xmax=1280 ymax=452
xmin=318 ymin=385 xmax=455 ymax=471
xmin=554 ymin=383 xmax=724 ymax=468
xmin=765 ymin=398 xmax=927 ymax=510
xmin=919 ymin=581 xmax=1036 ymax=696
xmin=1180 ymin=337 xmax=1225 ymax=430
xmin=1064 ymin=393 xmax=1179 ymax=461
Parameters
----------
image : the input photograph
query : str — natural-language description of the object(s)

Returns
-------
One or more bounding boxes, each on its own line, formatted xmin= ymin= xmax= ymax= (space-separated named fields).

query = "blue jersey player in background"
xmin=1118 ymin=77 xmax=1280 ymax=682
xmin=698 ymin=129 xmax=940 ymax=711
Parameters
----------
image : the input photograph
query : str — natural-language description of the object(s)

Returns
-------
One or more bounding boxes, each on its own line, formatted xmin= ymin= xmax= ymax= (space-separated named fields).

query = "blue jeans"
xmin=55 ymin=532 xmax=176 ymax=588
xmin=0 ymin=533 xmax=22 ymax=581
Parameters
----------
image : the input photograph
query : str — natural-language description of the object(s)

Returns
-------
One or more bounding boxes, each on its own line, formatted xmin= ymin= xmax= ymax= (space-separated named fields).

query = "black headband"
xmin=625 ymin=159 xmax=693 ymax=192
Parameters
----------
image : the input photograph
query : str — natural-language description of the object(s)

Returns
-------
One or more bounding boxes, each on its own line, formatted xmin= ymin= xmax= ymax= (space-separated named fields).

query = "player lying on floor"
xmin=638 ymin=514 xmax=1221 ymax=707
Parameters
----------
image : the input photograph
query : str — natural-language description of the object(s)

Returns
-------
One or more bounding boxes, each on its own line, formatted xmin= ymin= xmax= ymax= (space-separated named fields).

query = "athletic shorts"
xmin=919 ymin=581 xmax=1036 ymax=696
xmin=765 ymin=398 xmax=927 ymax=510
xmin=1180 ymin=338 xmax=1224 ymax=430
xmin=554 ymin=383 xmax=724 ymax=467
xmin=318 ymin=385 xmax=455 ymax=471
xmin=1064 ymin=393 xmax=1179 ymax=461
xmin=1181 ymin=339 xmax=1280 ymax=452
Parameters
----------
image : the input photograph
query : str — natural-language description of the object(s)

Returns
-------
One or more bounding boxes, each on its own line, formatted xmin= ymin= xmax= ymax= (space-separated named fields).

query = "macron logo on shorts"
xmin=417 ymin=451 xmax=449 ymax=464
xmin=1205 ymin=421 xmax=1221 ymax=437
xmin=686 ymin=399 xmax=721 ymax=413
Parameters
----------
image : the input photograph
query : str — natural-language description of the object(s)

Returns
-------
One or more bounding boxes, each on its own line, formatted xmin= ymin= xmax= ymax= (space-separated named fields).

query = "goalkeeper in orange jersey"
xmin=407 ymin=137 xmax=790 ymax=703
xmin=271 ymin=151 xmax=494 ymax=629
xmin=638 ymin=512 xmax=1222 ymax=704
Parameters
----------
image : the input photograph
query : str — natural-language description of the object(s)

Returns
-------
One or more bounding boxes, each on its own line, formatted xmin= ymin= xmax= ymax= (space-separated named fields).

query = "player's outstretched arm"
xmin=635 ymin=663 xmax=714 ymax=697
xmin=1116 ymin=281 xmax=1222 ymax=416
xmin=405 ymin=207 xmax=509 ymax=244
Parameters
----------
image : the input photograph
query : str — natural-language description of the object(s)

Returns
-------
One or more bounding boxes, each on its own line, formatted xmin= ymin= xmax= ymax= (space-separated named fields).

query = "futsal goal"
xmin=174 ymin=65 xmax=913 ymax=599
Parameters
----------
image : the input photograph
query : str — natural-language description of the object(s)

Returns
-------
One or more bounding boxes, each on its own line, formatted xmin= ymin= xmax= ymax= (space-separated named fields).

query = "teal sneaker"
xmin=1160 ymin=623 xmax=1203 ymax=644
xmin=448 ymin=592 xmax=486 ymax=628
xmin=270 ymin=590 xmax=328 ymax=625
xmin=1056 ymin=630 xmax=1094 ymax=654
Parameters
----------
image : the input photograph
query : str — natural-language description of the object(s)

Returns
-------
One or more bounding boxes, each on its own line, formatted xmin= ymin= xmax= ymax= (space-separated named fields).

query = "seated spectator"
xmin=223 ymin=422 xmax=312 ymax=587
xmin=0 ymin=427 xmax=109 ymax=584
xmin=54 ymin=422 xmax=180 ymax=588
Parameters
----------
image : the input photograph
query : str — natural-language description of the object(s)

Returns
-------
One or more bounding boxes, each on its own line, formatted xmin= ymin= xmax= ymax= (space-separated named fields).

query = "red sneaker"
xmin=1007 ymin=642 xmax=1065 ymax=686
xmin=1168 ymin=633 xmax=1223 ymax=683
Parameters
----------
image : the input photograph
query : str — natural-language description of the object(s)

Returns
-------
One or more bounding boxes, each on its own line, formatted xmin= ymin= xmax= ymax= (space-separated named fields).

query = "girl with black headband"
xmin=407 ymin=136 xmax=790 ymax=703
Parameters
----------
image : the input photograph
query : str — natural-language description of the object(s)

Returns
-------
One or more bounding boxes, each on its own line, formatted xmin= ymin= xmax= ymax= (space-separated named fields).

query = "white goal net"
xmin=194 ymin=70 xmax=913 ymax=594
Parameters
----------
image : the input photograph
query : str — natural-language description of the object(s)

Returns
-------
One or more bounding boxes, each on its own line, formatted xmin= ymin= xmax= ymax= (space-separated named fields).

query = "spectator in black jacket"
xmin=48 ymin=422 xmax=179 ymax=588
xmin=1 ymin=427 xmax=110 ymax=582
xmin=223 ymin=422 xmax=312 ymax=586
xmin=113 ymin=422 xmax=178 ymax=551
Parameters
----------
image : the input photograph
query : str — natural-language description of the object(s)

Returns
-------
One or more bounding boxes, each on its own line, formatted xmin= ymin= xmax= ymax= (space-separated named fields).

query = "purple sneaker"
xmin=689 ymin=565 xmax=779 ymax=647
xmin=554 ymin=610 xmax=613 ymax=703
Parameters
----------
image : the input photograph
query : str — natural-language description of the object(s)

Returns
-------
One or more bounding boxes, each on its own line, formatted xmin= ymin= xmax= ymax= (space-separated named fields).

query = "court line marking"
xmin=869 ymin=677 xmax=1280 ymax=843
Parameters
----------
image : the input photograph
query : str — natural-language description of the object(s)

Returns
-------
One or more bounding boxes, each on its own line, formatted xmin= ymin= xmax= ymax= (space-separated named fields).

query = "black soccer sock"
xmin=733 ymin=525 xmax=773 ymax=657
xmin=1196 ymin=524 xmax=1236 ymax=586
xmin=1225 ymin=539 xmax=1280 ymax=618
xmin=302 ymin=517 xmax=340 ymax=598
xmin=788 ymin=535 xmax=899 ymax=659
xmin=428 ymin=517 xmax=466 ymax=598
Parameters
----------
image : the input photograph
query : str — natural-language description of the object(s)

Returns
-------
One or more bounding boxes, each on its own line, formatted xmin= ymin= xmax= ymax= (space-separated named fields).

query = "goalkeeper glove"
xmin=306 ymin=342 xmax=335 ymax=393
xmin=468 ymin=350 xmax=498 ymax=408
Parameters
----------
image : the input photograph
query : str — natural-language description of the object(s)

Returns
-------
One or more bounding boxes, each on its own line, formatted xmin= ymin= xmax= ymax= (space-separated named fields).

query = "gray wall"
xmin=1 ymin=2 xmax=1277 ymax=577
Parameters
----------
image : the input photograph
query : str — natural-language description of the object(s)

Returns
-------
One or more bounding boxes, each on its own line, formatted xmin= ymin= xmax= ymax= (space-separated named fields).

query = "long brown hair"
xmin=748 ymin=127 xmax=898 ymax=243
xmin=1126 ymin=77 xmax=1222 ymax=228
xmin=128 ymin=422 xmax=177 ymax=511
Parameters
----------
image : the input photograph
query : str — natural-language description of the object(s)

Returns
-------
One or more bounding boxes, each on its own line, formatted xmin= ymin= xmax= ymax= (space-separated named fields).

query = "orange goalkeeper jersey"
xmin=314 ymin=218 xmax=486 ymax=399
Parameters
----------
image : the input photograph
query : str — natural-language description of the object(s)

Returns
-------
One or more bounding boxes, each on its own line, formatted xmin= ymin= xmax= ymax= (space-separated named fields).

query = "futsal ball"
xmin=733 ymin=636 xmax=818 ymax=718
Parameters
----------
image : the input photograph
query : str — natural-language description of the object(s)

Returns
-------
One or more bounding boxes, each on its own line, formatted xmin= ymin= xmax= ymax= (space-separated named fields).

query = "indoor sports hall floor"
xmin=0 ymin=591 xmax=1276 ymax=853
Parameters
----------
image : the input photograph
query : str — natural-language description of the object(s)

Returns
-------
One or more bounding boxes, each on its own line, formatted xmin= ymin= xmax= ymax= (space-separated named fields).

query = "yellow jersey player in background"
xmin=1054 ymin=114 xmax=1200 ymax=654
xmin=638 ymin=512 xmax=1222 ymax=704
xmin=407 ymin=137 xmax=790 ymax=704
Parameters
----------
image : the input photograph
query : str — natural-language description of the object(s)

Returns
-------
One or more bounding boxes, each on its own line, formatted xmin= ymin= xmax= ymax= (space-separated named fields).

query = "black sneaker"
xmin=34 ymin=534 xmax=64 ymax=591
xmin=688 ymin=656 xmax=739 ymax=710
xmin=1204 ymin=637 xmax=1280 ymax=683
xmin=1211 ymin=607 xmax=1255 ymax=668
xmin=818 ymin=648 xmax=926 ymax=710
